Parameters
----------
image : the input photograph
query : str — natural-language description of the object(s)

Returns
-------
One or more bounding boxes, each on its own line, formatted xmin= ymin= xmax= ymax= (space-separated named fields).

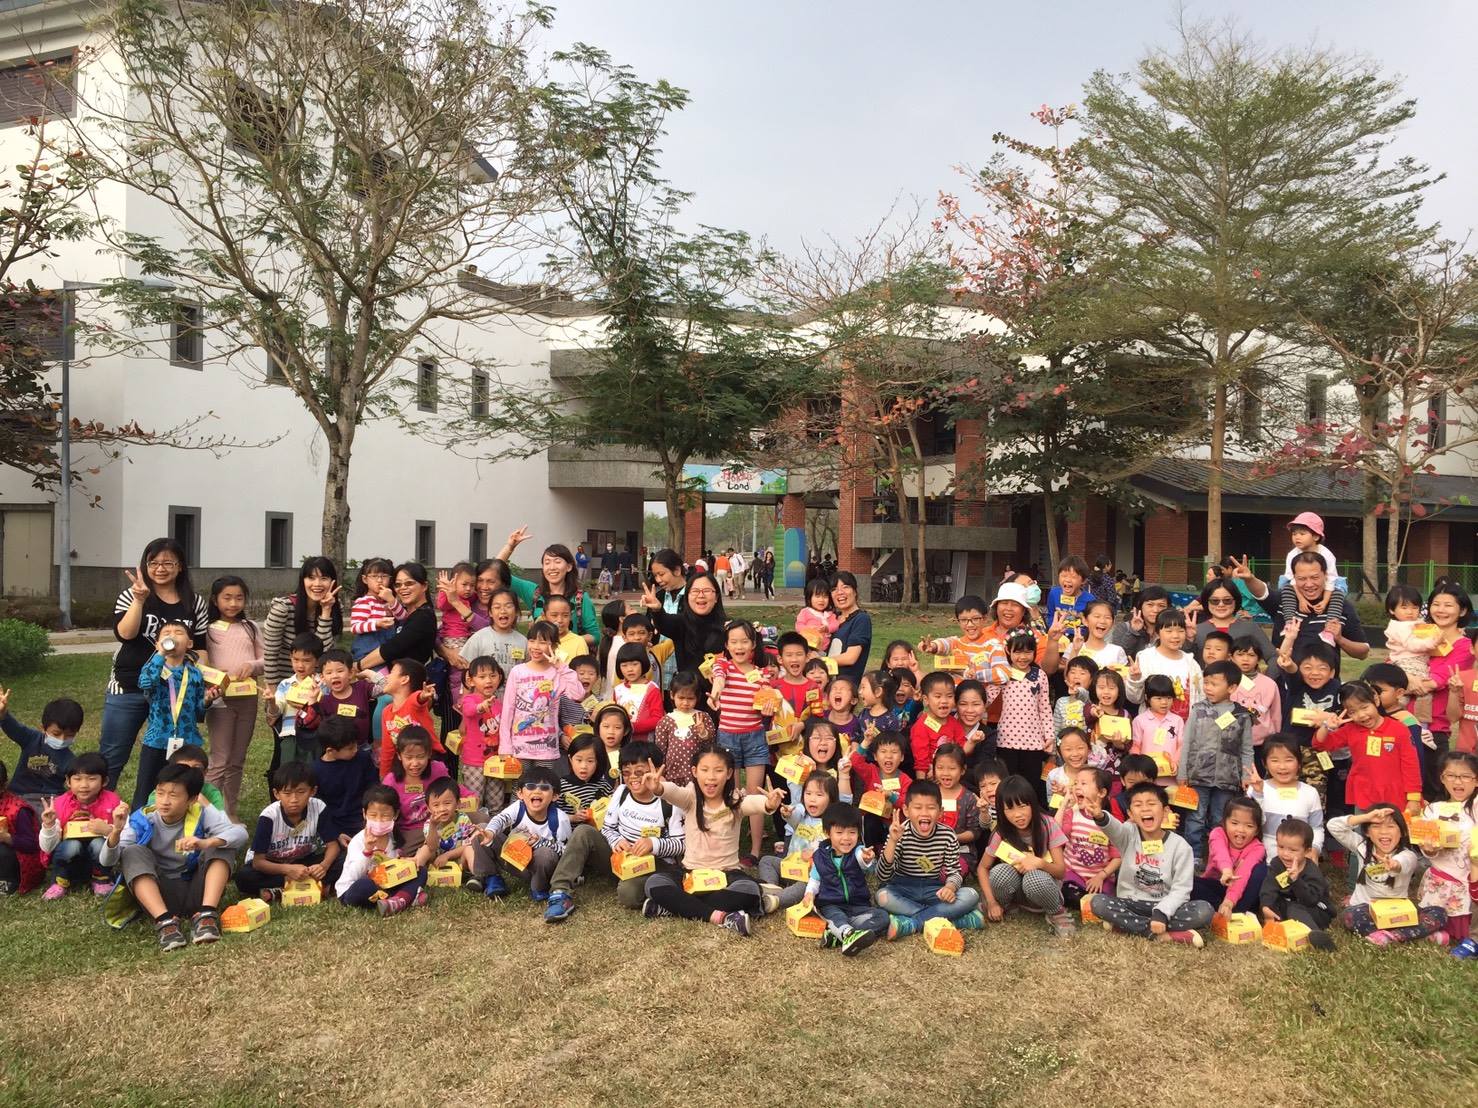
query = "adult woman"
xmin=1237 ymin=553 xmax=1369 ymax=675
xmin=358 ymin=562 xmax=439 ymax=671
xmin=828 ymin=571 xmax=873 ymax=685
xmin=1089 ymin=558 xmax=1118 ymax=606
xmin=642 ymin=571 xmax=727 ymax=678
xmin=1410 ymin=581 xmax=1474 ymax=796
xmin=498 ymin=528 xmax=598 ymax=646
xmin=1109 ymin=585 xmax=1172 ymax=658
xmin=98 ymin=538 xmax=210 ymax=789
xmin=1190 ymin=579 xmax=1272 ymax=665
xmin=464 ymin=557 xmax=515 ymax=634
xmin=758 ymin=548 xmax=776 ymax=600
xmin=262 ymin=558 xmax=342 ymax=687
xmin=648 ymin=548 xmax=689 ymax=614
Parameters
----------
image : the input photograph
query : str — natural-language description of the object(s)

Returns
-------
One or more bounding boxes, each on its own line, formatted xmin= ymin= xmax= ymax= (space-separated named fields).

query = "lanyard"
xmin=167 ymin=668 xmax=190 ymax=725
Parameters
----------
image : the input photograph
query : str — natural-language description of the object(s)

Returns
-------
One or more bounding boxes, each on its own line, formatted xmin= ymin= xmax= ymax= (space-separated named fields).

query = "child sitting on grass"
xmin=1190 ymin=796 xmax=1266 ymax=920
xmin=152 ymin=746 xmax=225 ymax=812
xmin=235 ymin=762 xmax=342 ymax=903
xmin=38 ymin=753 xmax=121 ymax=899
xmin=413 ymin=778 xmax=483 ymax=890
xmin=876 ymin=780 xmax=983 ymax=940
xmin=1258 ymin=817 xmax=1336 ymax=951
xmin=314 ymin=718 xmax=378 ymax=840
xmin=978 ymin=775 xmax=1072 ymax=936
xmin=471 ymin=766 xmax=571 ymax=903
xmin=0 ymin=759 xmax=43 ymax=895
xmin=100 ymin=763 xmax=246 ymax=950
xmin=334 ymin=784 xmax=426 ymax=917
xmin=1329 ymin=806 xmax=1448 ymax=946
xmin=799 ymin=801 xmax=885 ymax=956
xmin=1058 ymin=766 xmax=1119 ymax=907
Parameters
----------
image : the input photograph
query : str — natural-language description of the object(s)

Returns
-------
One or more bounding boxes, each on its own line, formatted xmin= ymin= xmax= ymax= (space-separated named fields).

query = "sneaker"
xmin=481 ymin=874 xmax=509 ymax=898
xmin=91 ymin=880 xmax=114 ymax=897
xmin=955 ymin=909 xmax=986 ymax=932
xmin=42 ymin=881 xmax=69 ymax=901
xmin=886 ymin=914 xmax=919 ymax=941
xmin=1308 ymin=929 xmax=1336 ymax=952
xmin=530 ymin=889 xmax=550 ymax=904
xmin=257 ymin=887 xmax=281 ymax=905
xmin=1165 ymin=930 xmax=1204 ymax=948
xmin=0 ymin=880 xmax=17 ymax=896
xmin=1427 ymin=930 xmax=1450 ymax=946
xmin=154 ymin=915 xmax=187 ymax=952
xmin=641 ymin=897 xmax=672 ymax=920
xmin=376 ymin=891 xmax=411 ymax=917
xmin=719 ymin=910 xmax=753 ymax=937
xmin=544 ymin=891 xmax=576 ymax=923
xmin=840 ymin=927 xmax=879 ymax=957
xmin=1451 ymin=937 xmax=1477 ymax=959
xmin=739 ymin=854 xmax=760 ymax=869
xmin=1047 ymin=910 xmax=1079 ymax=938
xmin=1365 ymin=929 xmax=1395 ymax=947
xmin=759 ymin=883 xmax=783 ymax=915
xmin=463 ymin=876 xmax=483 ymax=893
xmin=190 ymin=910 xmax=222 ymax=945
xmin=820 ymin=923 xmax=848 ymax=950
xmin=412 ymin=888 xmax=429 ymax=909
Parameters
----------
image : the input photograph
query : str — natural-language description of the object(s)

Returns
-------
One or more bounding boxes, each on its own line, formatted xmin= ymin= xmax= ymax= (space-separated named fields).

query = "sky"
xmin=543 ymin=0 xmax=1478 ymax=254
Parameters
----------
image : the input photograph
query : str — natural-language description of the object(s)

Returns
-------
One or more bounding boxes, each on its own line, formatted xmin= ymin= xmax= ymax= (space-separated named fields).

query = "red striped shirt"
xmin=714 ymin=657 xmax=772 ymax=734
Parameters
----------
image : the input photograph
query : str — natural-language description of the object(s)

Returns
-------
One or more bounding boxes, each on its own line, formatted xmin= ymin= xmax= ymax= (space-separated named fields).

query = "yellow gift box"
xmin=1370 ymin=898 xmax=1419 ymax=930
xmin=443 ymin=730 xmax=463 ymax=755
xmin=370 ymin=857 xmax=418 ymax=888
xmin=499 ymin=837 xmax=533 ymax=871
xmin=1080 ymin=898 xmax=1101 ymax=924
xmin=285 ymin=678 xmax=318 ymax=708
xmin=1289 ymin=707 xmax=1318 ymax=726
xmin=224 ymin=678 xmax=258 ymax=697
xmin=483 ymin=755 xmax=523 ymax=780
xmin=682 ymin=868 xmax=728 ymax=894
xmin=858 ymin=790 xmax=893 ymax=819
xmin=1409 ymin=818 xmax=1462 ymax=851
xmin=993 ymin=841 xmax=1026 ymax=866
xmin=220 ymin=899 xmax=270 ymax=933
xmin=1169 ymin=785 xmax=1200 ymax=810
xmin=611 ymin=851 xmax=656 ymax=880
xmin=1161 ymin=810 xmax=1180 ymax=831
xmin=785 ymin=902 xmax=827 ymax=939
xmin=587 ymin=796 xmax=612 ymax=829
xmin=457 ymin=795 xmax=478 ymax=815
xmin=1211 ymin=911 xmax=1260 ymax=945
xmin=196 ymin=664 xmax=230 ymax=689
xmin=752 ymin=687 xmax=781 ymax=714
xmin=1262 ymin=919 xmax=1311 ymax=952
xmin=62 ymin=821 xmax=99 ymax=840
xmin=923 ymin=917 xmax=964 ymax=956
xmin=1098 ymin=715 xmax=1130 ymax=743
xmin=1150 ymin=753 xmax=1174 ymax=777
xmin=780 ymin=853 xmax=811 ymax=882
xmin=280 ymin=878 xmax=322 ymax=907
xmin=426 ymin=862 xmax=462 ymax=888
xmin=776 ymin=754 xmax=815 ymax=785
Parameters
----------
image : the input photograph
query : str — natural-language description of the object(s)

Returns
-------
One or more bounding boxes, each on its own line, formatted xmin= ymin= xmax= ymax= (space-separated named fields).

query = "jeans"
xmin=50 ymin=837 xmax=109 ymax=882
xmin=131 ymin=744 xmax=174 ymax=810
xmin=817 ymin=902 xmax=890 ymax=935
xmin=1191 ymin=862 xmax=1266 ymax=915
xmin=757 ymin=855 xmax=810 ymax=910
xmin=718 ymin=728 xmax=770 ymax=769
xmin=1182 ymin=785 xmax=1234 ymax=862
xmin=99 ymin=690 xmax=151 ymax=790
xmin=875 ymin=876 xmax=980 ymax=923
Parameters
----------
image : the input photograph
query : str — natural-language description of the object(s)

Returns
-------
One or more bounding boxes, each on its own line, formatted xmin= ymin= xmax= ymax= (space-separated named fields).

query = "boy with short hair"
xmin=850 ymin=731 xmax=913 ymax=848
xmin=297 ymin=649 xmax=375 ymax=749
xmin=1257 ymin=816 xmax=1336 ymax=950
xmin=134 ymin=622 xmax=221 ymax=808
xmin=413 ymin=778 xmax=483 ymax=888
xmin=875 ymin=779 xmax=982 ymax=939
xmin=314 ymin=717 xmax=378 ymax=838
xmin=801 ymin=801 xmax=885 ymax=955
xmin=910 ymin=671 xmax=964 ymax=777
xmin=0 ymin=688 xmax=83 ymax=804
xmin=1178 ymin=660 xmax=1254 ymax=861
xmin=236 ymin=761 xmax=342 ymax=902
xmin=1199 ymin=629 xmax=1234 ymax=666
xmin=271 ymin=632 xmax=326 ymax=768
xmin=1363 ymin=662 xmax=1431 ymax=759
xmin=100 ymin=763 xmax=246 ymax=951
xmin=377 ymin=658 xmax=438 ymax=776
xmin=775 ymin=632 xmax=822 ymax=729
xmin=1111 ymin=754 xmax=1158 ymax=820
xmin=472 ymin=766 xmax=570 ymax=901
xmin=569 ymin=655 xmax=603 ymax=718
xmin=1085 ymin=781 xmax=1214 ymax=947
xmin=1275 ymin=640 xmax=1343 ymax=805
xmin=976 ymin=757 xmax=1006 ymax=829
xmin=155 ymin=745 xmax=226 ymax=812
xmin=917 ymin=595 xmax=997 ymax=683
xmin=545 ymin=741 xmax=684 ymax=922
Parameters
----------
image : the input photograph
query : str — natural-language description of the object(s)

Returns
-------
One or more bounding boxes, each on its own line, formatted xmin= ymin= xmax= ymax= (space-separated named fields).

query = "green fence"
xmin=1154 ymin=556 xmax=1478 ymax=596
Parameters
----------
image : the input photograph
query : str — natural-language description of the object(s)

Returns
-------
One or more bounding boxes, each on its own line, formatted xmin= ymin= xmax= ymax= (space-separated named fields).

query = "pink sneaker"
xmin=1166 ymin=930 xmax=1204 ymax=948
xmin=1427 ymin=930 xmax=1450 ymax=946
xmin=91 ymin=880 xmax=114 ymax=896
xmin=1365 ymin=930 xmax=1395 ymax=947
xmin=42 ymin=881 xmax=68 ymax=901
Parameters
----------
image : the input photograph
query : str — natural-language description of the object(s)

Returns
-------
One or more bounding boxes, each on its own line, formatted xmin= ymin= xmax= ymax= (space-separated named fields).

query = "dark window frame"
xmin=167 ymin=505 xmax=202 ymax=566
xmin=264 ymin=512 xmax=293 ymax=568
xmin=0 ymin=51 xmax=76 ymax=128
xmin=414 ymin=519 xmax=436 ymax=565
xmin=469 ymin=523 xmax=487 ymax=562
xmin=471 ymin=370 xmax=489 ymax=417
xmin=416 ymin=359 xmax=438 ymax=412
xmin=171 ymin=300 xmax=205 ymax=369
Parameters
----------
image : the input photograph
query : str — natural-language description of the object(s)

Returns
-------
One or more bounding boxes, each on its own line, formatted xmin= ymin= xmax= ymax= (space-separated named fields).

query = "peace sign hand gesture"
xmin=40 ymin=796 xmax=57 ymax=828
xmin=125 ymin=567 xmax=150 ymax=601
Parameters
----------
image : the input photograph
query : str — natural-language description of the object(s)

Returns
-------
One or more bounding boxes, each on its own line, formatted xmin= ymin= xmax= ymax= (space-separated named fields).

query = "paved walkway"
xmin=47 ymin=630 xmax=117 ymax=655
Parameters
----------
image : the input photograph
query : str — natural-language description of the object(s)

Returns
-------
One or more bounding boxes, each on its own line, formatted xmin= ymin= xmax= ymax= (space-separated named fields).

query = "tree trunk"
xmin=1042 ymin=484 xmax=1061 ymax=572
xmin=1386 ymin=503 xmax=1401 ymax=593
xmin=662 ymin=457 xmax=686 ymax=555
xmin=885 ymin=437 xmax=914 ymax=609
xmin=1206 ymin=345 xmax=1228 ymax=568
xmin=320 ymin=423 xmax=354 ymax=569
xmin=1361 ymin=499 xmax=1380 ymax=598
xmin=906 ymin=417 xmax=929 ymax=611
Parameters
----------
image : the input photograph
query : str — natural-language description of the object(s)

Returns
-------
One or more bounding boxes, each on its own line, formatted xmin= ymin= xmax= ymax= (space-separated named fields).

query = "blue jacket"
xmin=138 ymin=655 xmax=210 ymax=750
xmin=810 ymin=841 xmax=875 ymax=910
xmin=1 ymin=712 xmax=72 ymax=796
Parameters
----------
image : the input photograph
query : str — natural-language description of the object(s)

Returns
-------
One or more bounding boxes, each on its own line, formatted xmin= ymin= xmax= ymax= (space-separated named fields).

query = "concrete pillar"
xmin=780 ymin=492 xmax=807 ymax=588
xmin=836 ymin=377 xmax=873 ymax=593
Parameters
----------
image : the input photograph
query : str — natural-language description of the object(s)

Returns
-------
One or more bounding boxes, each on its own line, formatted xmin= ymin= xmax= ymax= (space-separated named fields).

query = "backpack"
xmin=611 ymin=784 xmax=674 ymax=834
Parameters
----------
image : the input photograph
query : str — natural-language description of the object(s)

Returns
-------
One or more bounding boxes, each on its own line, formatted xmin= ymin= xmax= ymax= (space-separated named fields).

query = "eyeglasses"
xmin=1209 ymin=596 xmax=1235 ymax=605
xmin=689 ymin=588 xmax=717 ymax=597
xmin=1441 ymin=772 xmax=1476 ymax=783
xmin=394 ymin=580 xmax=419 ymax=589
xmin=958 ymin=615 xmax=983 ymax=625
xmin=147 ymin=559 xmax=181 ymax=570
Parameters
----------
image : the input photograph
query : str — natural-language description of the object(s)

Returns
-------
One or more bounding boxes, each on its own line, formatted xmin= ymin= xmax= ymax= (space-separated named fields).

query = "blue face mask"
xmin=1023 ymin=584 xmax=1042 ymax=607
xmin=43 ymin=734 xmax=73 ymax=751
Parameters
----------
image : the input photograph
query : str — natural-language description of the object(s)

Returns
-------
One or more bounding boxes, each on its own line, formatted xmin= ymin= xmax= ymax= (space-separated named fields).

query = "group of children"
xmin=1 ymin=524 xmax=1475 ymax=960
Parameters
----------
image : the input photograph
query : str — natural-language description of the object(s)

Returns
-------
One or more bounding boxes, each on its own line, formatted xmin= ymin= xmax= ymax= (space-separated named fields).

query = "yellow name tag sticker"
xmin=1316 ymin=751 xmax=1334 ymax=771
xmin=1049 ymin=793 xmax=1065 ymax=809
xmin=1365 ymin=735 xmax=1382 ymax=757
xmin=881 ymin=777 xmax=901 ymax=792
xmin=941 ymin=796 xmax=957 ymax=812
xmin=1275 ymin=869 xmax=1292 ymax=888
xmin=1216 ymin=711 xmax=1236 ymax=729
xmin=1141 ymin=839 xmax=1163 ymax=855
xmin=1087 ymin=829 xmax=1109 ymax=846
xmin=1277 ymin=786 xmax=1298 ymax=800
xmin=211 ymin=619 xmax=231 ymax=632
xmin=924 ymin=715 xmax=942 ymax=733
xmin=337 ymin=704 xmax=358 ymax=717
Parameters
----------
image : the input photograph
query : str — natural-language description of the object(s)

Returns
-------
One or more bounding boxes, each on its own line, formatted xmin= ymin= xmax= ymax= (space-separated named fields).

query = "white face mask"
xmin=43 ymin=735 xmax=73 ymax=751
xmin=1023 ymin=584 xmax=1042 ymax=607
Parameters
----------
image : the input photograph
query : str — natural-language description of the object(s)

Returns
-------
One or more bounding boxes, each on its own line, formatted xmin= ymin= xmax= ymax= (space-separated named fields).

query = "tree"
xmin=488 ymin=46 xmax=813 ymax=552
xmin=1080 ymin=20 xmax=1433 ymax=564
xmin=939 ymin=105 xmax=1200 ymax=569
xmin=70 ymin=0 xmax=556 ymax=565
xmin=1263 ymin=243 xmax=1478 ymax=588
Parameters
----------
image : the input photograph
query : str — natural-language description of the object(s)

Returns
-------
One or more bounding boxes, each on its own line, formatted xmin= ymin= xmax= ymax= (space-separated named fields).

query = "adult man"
xmin=1232 ymin=554 xmax=1369 ymax=676
xmin=729 ymin=548 xmax=747 ymax=599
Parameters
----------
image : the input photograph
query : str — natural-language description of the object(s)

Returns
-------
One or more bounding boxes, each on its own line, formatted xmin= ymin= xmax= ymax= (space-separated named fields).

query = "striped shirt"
xmin=876 ymin=820 xmax=964 ymax=890
xmin=600 ymin=785 xmax=685 ymax=860
xmin=557 ymin=774 xmax=614 ymax=816
xmin=713 ymin=657 xmax=772 ymax=734
xmin=106 ymin=589 xmax=209 ymax=694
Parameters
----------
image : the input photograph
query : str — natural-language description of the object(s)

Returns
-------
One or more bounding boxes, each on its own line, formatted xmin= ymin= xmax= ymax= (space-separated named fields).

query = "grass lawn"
xmin=0 ymin=623 xmax=1468 ymax=1107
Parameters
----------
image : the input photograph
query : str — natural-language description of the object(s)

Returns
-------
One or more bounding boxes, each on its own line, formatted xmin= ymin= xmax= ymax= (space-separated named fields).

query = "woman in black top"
xmin=359 ymin=562 xmax=438 ymax=670
xmin=97 ymin=537 xmax=210 ymax=788
xmin=643 ymin=571 xmax=727 ymax=705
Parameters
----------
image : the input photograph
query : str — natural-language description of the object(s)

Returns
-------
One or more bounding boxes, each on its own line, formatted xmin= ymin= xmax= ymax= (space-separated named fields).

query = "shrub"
xmin=0 ymin=618 xmax=52 ymax=675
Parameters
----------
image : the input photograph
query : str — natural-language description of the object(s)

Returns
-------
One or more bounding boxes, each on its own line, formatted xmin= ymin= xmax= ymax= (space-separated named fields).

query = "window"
xmin=416 ymin=359 xmax=437 ymax=412
xmin=415 ymin=520 xmax=435 ymax=565
xmin=1304 ymin=375 xmax=1328 ymax=439
xmin=0 ymin=289 xmax=69 ymax=361
xmin=227 ymin=79 xmax=292 ymax=157
xmin=264 ymin=512 xmax=292 ymax=568
xmin=469 ymin=523 xmax=487 ymax=562
xmin=264 ymin=339 xmax=289 ymax=384
xmin=1427 ymin=391 xmax=1448 ymax=449
xmin=168 ymin=506 xmax=201 ymax=566
xmin=171 ymin=301 xmax=204 ymax=368
xmin=0 ymin=52 xmax=75 ymax=127
xmin=470 ymin=370 xmax=489 ymax=417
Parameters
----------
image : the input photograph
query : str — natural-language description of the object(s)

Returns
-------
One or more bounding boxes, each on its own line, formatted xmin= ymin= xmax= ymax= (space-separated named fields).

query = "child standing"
xmin=799 ymin=802 xmax=886 ymax=955
xmin=498 ymin=622 xmax=584 ymax=775
xmin=1129 ymin=675 xmax=1184 ymax=787
xmin=460 ymin=588 xmax=530 ymax=677
xmin=931 ymin=743 xmax=980 ymax=870
xmin=1275 ymin=641 xmax=1344 ymax=806
xmin=910 ymin=671 xmax=963 ymax=777
xmin=203 ymin=575 xmax=263 ymax=819
xmin=654 ymin=671 xmax=712 ymax=787
xmin=795 ymin=577 xmax=839 ymax=652
xmin=37 ymin=753 xmax=121 ymax=899
xmin=979 ymin=775 xmax=1072 ymax=936
xmin=334 ymin=784 xmax=427 ymax=916
xmin=1087 ymin=669 xmax=1132 ymax=774
xmin=987 ymin=632 xmax=1054 ymax=787
xmin=457 ymin=656 xmax=505 ymax=813
xmin=1126 ymin=609 xmax=1202 ymax=719
xmin=1312 ymin=682 xmax=1422 ymax=816
xmin=236 ymin=762 xmax=342 ymax=902
xmin=1416 ymin=751 xmax=1476 ymax=945
xmin=918 ymin=595 xmax=1000 ymax=684
xmin=1330 ymin=807 xmax=1448 ymax=945
xmin=709 ymin=620 xmax=777 ymax=865
xmin=297 ymin=650 xmax=375 ymax=751
xmin=1230 ymin=634 xmax=1282 ymax=763
xmin=876 ymin=780 xmax=982 ymax=940
xmin=377 ymin=658 xmax=440 ymax=777
xmin=1177 ymin=660 xmax=1254 ymax=861
xmin=134 ymin=622 xmax=221 ymax=809
xmin=1053 ymin=656 xmax=1098 ymax=747
xmin=641 ymin=745 xmax=783 ymax=936
xmin=1046 ymin=728 xmax=1093 ymax=813
xmin=1258 ymin=818 xmax=1336 ymax=950
xmin=1190 ymin=796 xmax=1266 ymax=918
xmin=759 ymin=771 xmax=838 ymax=912
xmin=271 ymin=632 xmax=325 ymax=771
xmin=612 ymin=643 xmax=663 ymax=742
xmin=849 ymin=732 xmax=913 ymax=849
xmin=1071 ymin=599 xmax=1129 ymax=671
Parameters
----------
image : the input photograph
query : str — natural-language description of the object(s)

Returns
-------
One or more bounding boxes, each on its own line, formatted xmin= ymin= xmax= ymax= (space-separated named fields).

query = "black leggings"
xmin=645 ymin=868 xmax=761 ymax=920
xmin=0 ymin=842 xmax=19 ymax=885
xmin=999 ymin=748 xmax=1048 ymax=803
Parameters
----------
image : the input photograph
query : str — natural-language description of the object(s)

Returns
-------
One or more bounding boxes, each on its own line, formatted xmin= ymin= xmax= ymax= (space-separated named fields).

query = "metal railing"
xmin=859 ymin=496 xmax=955 ymax=526
xmin=1154 ymin=556 xmax=1478 ymax=596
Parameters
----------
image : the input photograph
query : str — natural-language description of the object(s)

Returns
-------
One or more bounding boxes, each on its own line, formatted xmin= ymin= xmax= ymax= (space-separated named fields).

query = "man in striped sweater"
xmin=875 ymin=779 xmax=983 ymax=939
xmin=544 ymin=742 xmax=685 ymax=922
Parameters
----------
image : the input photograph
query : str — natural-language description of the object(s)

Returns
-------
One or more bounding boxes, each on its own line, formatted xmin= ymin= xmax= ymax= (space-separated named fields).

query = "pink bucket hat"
xmin=1287 ymin=511 xmax=1325 ymax=539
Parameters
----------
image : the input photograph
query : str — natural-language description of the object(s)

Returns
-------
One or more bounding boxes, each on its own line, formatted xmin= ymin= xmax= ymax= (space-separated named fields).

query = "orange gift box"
xmin=1080 ymin=898 xmax=1101 ymax=924
xmin=682 ymin=868 xmax=728 ymax=894
xmin=1409 ymin=818 xmax=1461 ymax=851
xmin=776 ymin=754 xmax=816 ymax=785
xmin=780 ymin=853 xmax=812 ymax=882
xmin=483 ymin=755 xmax=523 ymax=780
xmin=923 ymin=917 xmax=964 ymax=956
xmin=1211 ymin=911 xmax=1260 ymax=944
xmin=499 ymin=837 xmax=533 ymax=871
xmin=220 ymin=899 xmax=270 ymax=932
xmin=859 ymin=790 xmax=893 ymax=819
xmin=1262 ymin=919 xmax=1311 ymax=952
xmin=370 ymin=857 xmax=418 ymax=888
xmin=785 ymin=902 xmax=827 ymax=939
xmin=1169 ymin=785 xmax=1200 ymax=810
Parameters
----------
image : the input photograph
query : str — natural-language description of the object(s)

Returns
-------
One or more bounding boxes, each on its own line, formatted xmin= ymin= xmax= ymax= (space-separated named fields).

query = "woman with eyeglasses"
xmin=356 ymin=563 xmax=439 ymax=673
xmin=1189 ymin=579 xmax=1272 ymax=667
xmin=98 ymin=538 xmax=211 ymax=789
xmin=261 ymin=557 xmax=343 ymax=688
xmin=642 ymin=571 xmax=728 ymax=699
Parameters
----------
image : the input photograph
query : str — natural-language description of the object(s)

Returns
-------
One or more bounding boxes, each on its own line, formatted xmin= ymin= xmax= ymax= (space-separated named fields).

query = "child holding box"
xmin=1311 ymin=682 xmax=1422 ymax=816
xmin=1058 ymin=766 xmax=1120 ymax=908
xmin=334 ymin=784 xmax=426 ymax=916
xmin=37 ymin=753 xmax=121 ymax=899
xmin=236 ymin=761 xmax=342 ymax=902
xmin=758 ymin=771 xmax=839 ymax=913
xmin=472 ymin=766 xmax=571 ymax=902
xmin=413 ymin=778 xmax=483 ymax=889
xmin=1190 ymin=796 xmax=1266 ymax=919
xmin=1415 ymin=751 xmax=1476 ymax=947
xmin=980 ymin=774 xmax=1071 ymax=935
xmin=1257 ymin=817 xmax=1336 ymax=950
xmin=1329 ymin=807 xmax=1447 ymax=945
xmin=456 ymin=655 xmax=505 ymax=813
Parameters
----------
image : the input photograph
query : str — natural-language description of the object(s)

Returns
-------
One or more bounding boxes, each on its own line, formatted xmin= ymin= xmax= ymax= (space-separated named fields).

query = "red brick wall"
xmin=1144 ymin=510 xmax=1191 ymax=584
xmin=780 ymin=493 xmax=805 ymax=530
xmin=954 ymin=418 xmax=985 ymax=526
xmin=682 ymin=501 xmax=705 ymax=562
xmin=1065 ymin=499 xmax=1109 ymax=561
xmin=1405 ymin=520 xmax=1451 ymax=565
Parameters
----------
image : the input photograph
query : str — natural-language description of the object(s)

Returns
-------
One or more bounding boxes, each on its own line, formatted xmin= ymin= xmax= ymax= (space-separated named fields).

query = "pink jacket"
xmin=795 ymin=607 xmax=839 ymax=651
xmin=1201 ymin=826 xmax=1266 ymax=908
xmin=1130 ymin=710 xmax=1184 ymax=784
xmin=1230 ymin=671 xmax=1281 ymax=746
xmin=457 ymin=692 xmax=501 ymax=767
xmin=1429 ymin=635 xmax=1475 ymax=735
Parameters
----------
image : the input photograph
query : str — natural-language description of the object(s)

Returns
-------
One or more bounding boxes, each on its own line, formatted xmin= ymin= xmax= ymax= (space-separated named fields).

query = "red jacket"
xmin=849 ymin=752 xmax=912 ymax=803
xmin=910 ymin=714 xmax=964 ymax=775
xmin=379 ymin=695 xmax=440 ymax=777
xmin=1313 ymin=716 xmax=1421 ymax=810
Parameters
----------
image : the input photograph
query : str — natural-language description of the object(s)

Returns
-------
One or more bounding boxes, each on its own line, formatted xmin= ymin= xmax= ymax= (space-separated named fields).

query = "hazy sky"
xmin=544 ymin=1 xmax=1477 ymax=253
